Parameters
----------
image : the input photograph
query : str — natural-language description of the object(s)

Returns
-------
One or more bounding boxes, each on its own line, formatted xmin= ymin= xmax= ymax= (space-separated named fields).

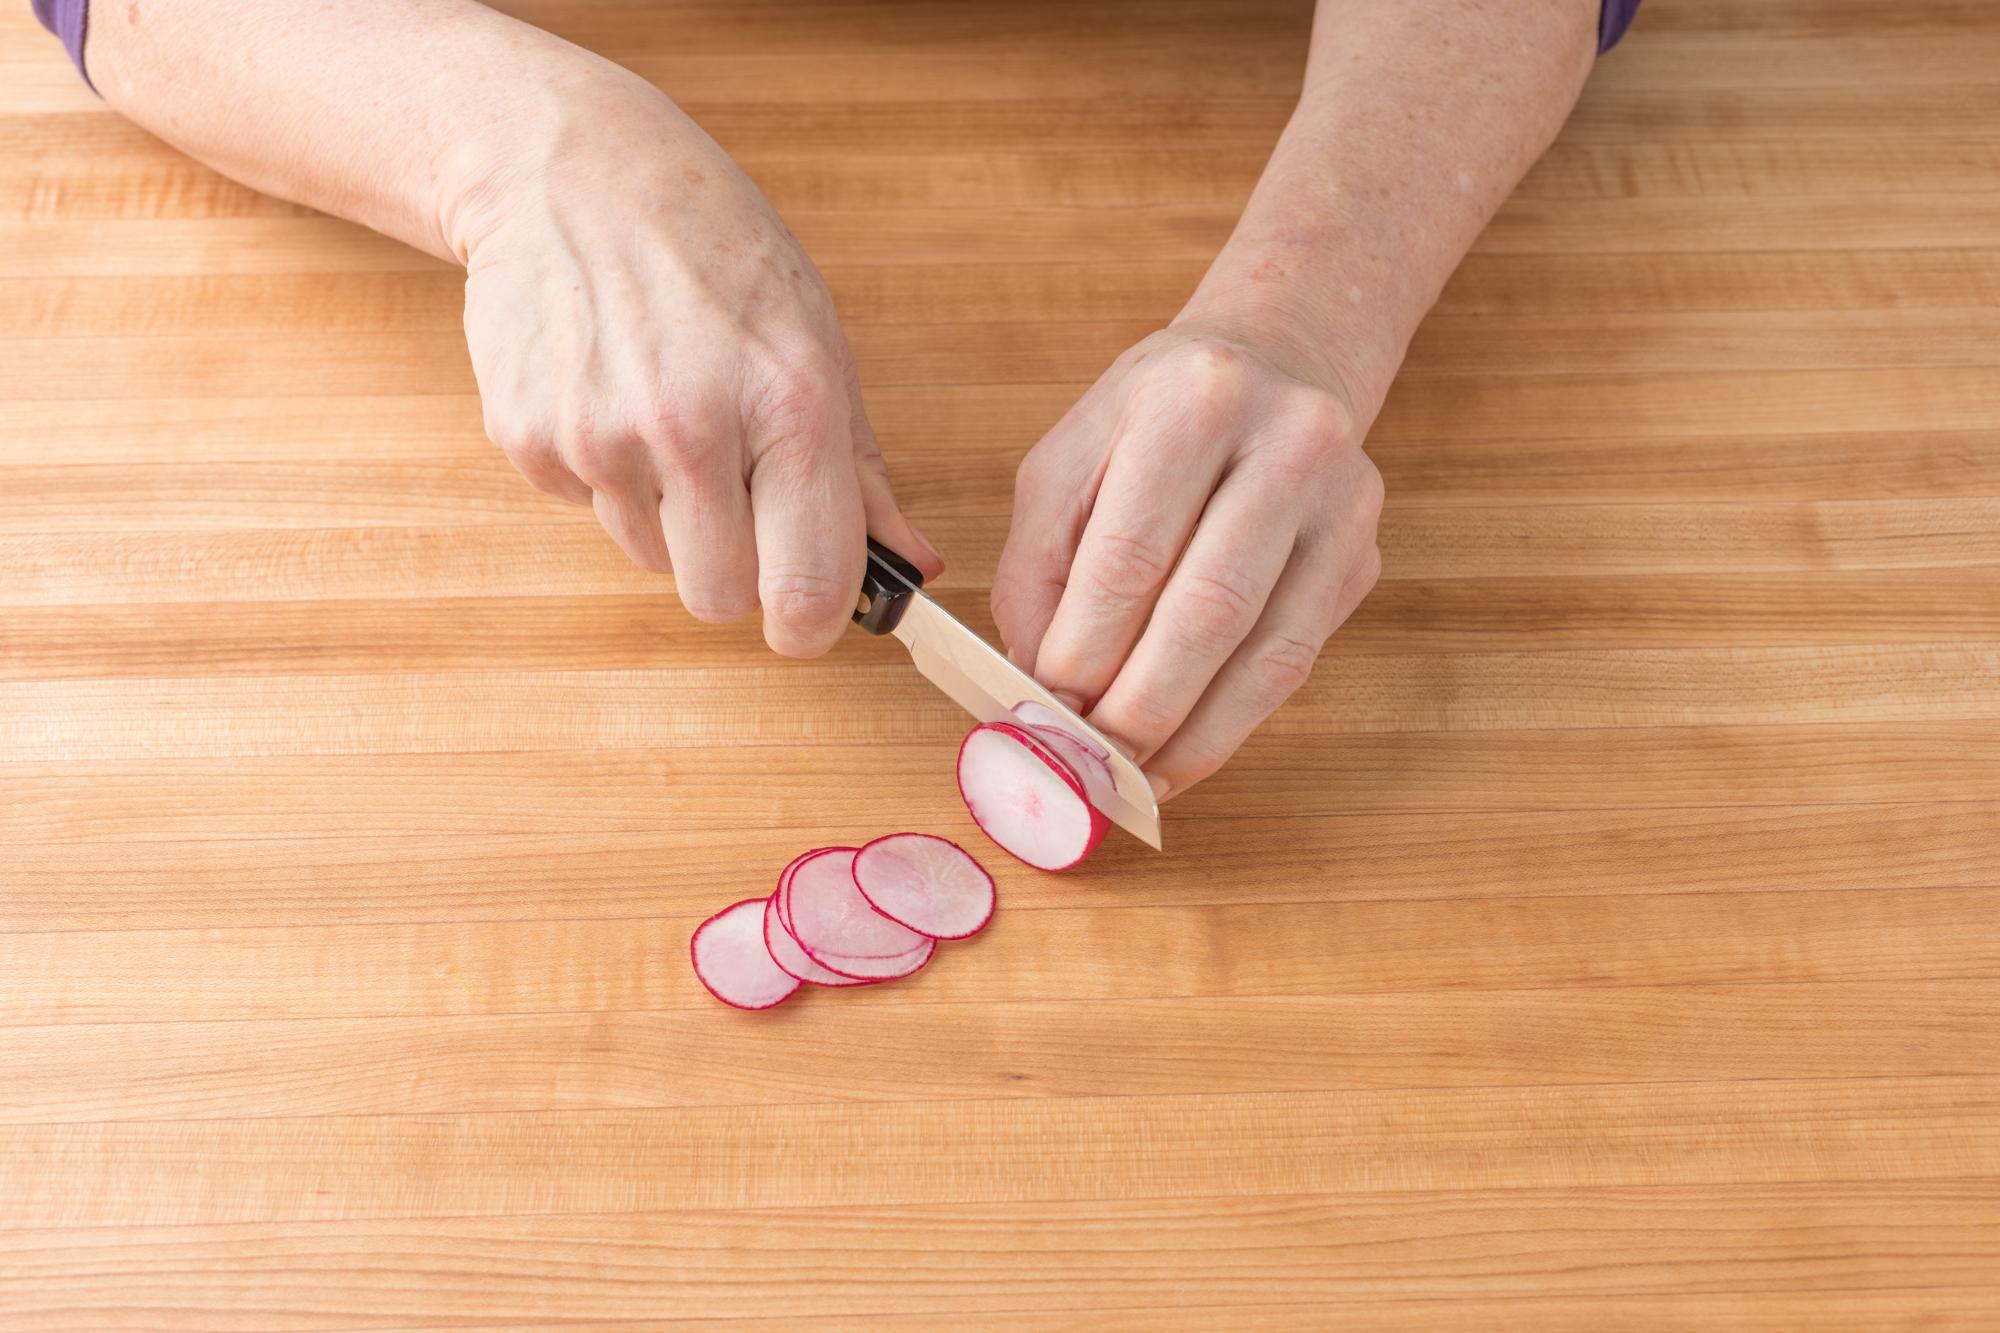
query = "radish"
xmin=852 ymin=833 xmax=995 ymax=940
xmin=812 ymin=932 xmax=936 ymax=983
xmin=786 ymin=846 xmax=935 ymax=971
xmin=1012 ymin=700 xmax=1110 ymax=761
xmin=762 ymin=894 xmax=871 ymax=987
xmin=957 ymin=721 xmax=1108 ymax=871
xmin=1026 ymin=723 xmax=1118 ymax=815
xmin=690 ymin=898 xmax=801 ymax=1010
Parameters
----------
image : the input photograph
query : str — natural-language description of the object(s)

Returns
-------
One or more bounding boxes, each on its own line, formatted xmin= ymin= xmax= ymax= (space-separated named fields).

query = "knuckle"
xmin=1173 ymin=569 xmax=1262 ymax=649
xmin=756 ymin=362 xmax=842 ymax=435
xmin=1085 ymin=530 xmax=1176 ymax=604
xmin=1355 ymin=455 xmax=1387 ymax=521
xmin=563 ymin=419 xmax=628 ymax=490
xmin=761 ymin=565 xmax=852 ymax=632
xmin=1280 ymin=392 xmax=1357 ymax=469
xmin=681 ymin=586 xmax=758 ymax=625
xmin=1249 ymin=632 xmax=1320 ymax=699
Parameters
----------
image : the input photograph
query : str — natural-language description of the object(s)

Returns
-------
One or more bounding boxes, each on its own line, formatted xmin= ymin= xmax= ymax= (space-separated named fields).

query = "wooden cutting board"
xmin=4 ymin=0 xmax=1999 ymax=1326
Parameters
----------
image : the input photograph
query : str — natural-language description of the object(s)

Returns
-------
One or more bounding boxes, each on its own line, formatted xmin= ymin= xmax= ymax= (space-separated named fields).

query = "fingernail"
xmin=1147 ymin=771 xmax=1171 ymax=802
xmin=907 ymin=522 xmax=943 ymax=569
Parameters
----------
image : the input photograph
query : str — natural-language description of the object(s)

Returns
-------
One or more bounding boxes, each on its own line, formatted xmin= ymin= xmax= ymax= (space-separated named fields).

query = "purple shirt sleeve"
xmin=30 ymin=0 xmax=93 ymax=89
xmin=1600 ymin=0 xmax=1642 ymax=52
xmin=30 ymin=0 xmax=1640 ymax=92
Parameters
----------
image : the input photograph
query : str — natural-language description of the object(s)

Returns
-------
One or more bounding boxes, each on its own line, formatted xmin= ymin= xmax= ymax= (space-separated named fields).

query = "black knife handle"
xmin=852 ymin=537 xmax=926 ymax=635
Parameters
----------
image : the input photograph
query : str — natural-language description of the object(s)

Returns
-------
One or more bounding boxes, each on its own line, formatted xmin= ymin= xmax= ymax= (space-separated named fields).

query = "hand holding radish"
xmin=991 ymin=327 xmax=1385 ymax=803
xmin=454 ymin=69 xmax=941 ymax=656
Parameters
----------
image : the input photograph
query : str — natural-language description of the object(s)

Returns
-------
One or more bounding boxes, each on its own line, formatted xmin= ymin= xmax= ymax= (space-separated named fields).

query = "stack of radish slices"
xmin=690 ymin=835 xmax=994 ymax=1011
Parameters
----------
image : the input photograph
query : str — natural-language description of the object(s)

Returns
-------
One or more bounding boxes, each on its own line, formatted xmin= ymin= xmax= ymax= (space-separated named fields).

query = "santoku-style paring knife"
xmin=851 ymin=538 xmax=1162 ymax=849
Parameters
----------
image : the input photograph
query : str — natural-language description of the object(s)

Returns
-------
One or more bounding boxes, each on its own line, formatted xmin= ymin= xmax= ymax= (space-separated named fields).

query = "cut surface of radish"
xmin=787 ymin=846 xmax=933 ymax=962
xmin=763 ymin=894 xmax=870 ymax=987
xmin=1028 ymin=723 xmax=1118 ymax=814
xmin=691 ymin=898 xmax=801 ymax=1010
xmin=1011 ymin=701 xmax=1109 ymax=760
xmin=852 ymin=833 xmax=995 ymax=940
xmin=958 ymin=721 xmax=1108 ymax=871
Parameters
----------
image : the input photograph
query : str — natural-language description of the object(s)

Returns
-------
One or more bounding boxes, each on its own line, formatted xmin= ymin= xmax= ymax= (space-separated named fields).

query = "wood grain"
xmin=4 ymin=0 xmax=1998 ymax=1326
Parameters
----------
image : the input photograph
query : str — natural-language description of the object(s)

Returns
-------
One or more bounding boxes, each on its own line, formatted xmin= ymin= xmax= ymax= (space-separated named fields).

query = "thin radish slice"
xmin=853 ymin=833 xmax=995 ymax=940
xmin=809 ymin=932 xmax=936 ymax=983
xmin=1011 ymin=701 xmax=1110 ymax=760
xmin=773 ymin=847 xmax=820 ymax=940
xmin=691 ymin=898 xmax=801 ymax=1010
xmin=1029 ymin=723 xmax=1118 ymax=814
xmin=958 ymin=721 xmax=1108 ymax=872
xmin=787 ymin=846 xmax=932 ymax=962
xmin=763 ymin=894 xmax=872 ymax=987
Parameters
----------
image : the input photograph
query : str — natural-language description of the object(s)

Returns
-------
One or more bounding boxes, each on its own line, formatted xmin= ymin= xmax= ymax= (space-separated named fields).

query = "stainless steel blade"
xmin=888 ymin=590 xmax=1162 ymax=849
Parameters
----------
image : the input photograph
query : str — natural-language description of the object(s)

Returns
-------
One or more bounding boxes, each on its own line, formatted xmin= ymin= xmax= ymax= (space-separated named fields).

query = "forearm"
xmin=84 ymin=0 xmax=651 ymax=263
xmin=1182 ymin=0 xmax=1598 ymax=416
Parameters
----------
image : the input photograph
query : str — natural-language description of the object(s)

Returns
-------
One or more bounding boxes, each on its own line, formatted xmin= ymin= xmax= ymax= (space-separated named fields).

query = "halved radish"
xmin=853 ymin=833 xmax=995 ymax=940
xmin=958 ymin=721 xmax=1108 ymax=871
xmin=1028 ymin=723 xmax=1118 ymax=815
xmin=763 ymin=894 xmax=872 ymax=987
xmin=691 ymin=898 xmax=801 ymax=1010
xmin=1011 ymin=701 xmax=1110 ymax=761
xmin=787 ymin=846 xmax=933 ymax=966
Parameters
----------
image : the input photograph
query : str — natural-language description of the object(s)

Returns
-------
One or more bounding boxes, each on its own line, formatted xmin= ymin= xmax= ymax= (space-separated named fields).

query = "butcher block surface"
xmin=4 ymin=0 xmax=2000 ymax=1326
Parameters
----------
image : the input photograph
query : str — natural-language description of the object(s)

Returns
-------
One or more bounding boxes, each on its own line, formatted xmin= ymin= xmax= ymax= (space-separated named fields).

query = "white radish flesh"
xmin=1011 ymin=701 xmax=1110 ymax=760
xmin=787 ymin=846 xmax=933 ymax=962
xmin=957 ymin=721 xmax=1108 ymax=871
xmin=1028 ymin=723 xmax=1118 ymax=814
xmin=852 ymin=833 xmax=995 ymax=940
xmin=690 ymin=898 xmax=801 ymax=1010
xmin=810 ymin=933 xmax=937 ymax=982
xmin=763 ymin=894 xmax=871 ymax=987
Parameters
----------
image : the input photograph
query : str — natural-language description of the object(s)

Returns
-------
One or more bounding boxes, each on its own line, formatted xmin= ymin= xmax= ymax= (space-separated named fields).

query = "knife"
xmin=852 ymin=538 xmax=1163 ymax=850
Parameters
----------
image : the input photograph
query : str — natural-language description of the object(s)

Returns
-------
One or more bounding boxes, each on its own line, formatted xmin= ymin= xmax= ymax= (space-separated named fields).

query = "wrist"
xmin=1173 ymin=254 xmax=1403 ymax=430
xmin=431 ymin=49 xmax=679 ymax=265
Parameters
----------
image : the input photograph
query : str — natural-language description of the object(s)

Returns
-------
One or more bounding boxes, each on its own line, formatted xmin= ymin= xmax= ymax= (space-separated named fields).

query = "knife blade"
xmin=852 ymin=538 xmax=1162 ymax=850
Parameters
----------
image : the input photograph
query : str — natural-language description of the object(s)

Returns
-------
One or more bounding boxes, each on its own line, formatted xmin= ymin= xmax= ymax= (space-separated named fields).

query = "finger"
xmin=847 ymin=381 xmax=944 ymax=581
xmin=748 ymin=383 xmax=867 ymax=658
xmin=1031 ymin=403 xmax=1233 ymax=711
xmin=509 ymin=443 xmax=593 ymax=505
xmin=1143 ymin=538 xmax=1381 ymax=801
xmin=591 ymin=485 xmax=673 ymax=574
xmin=990 ymin=385 xmax=1123 ymax=669
xmin=656 ymin=417 xmax=759 ymax=623
xmin=1084 ymin=470 xmax=1293 ymax=761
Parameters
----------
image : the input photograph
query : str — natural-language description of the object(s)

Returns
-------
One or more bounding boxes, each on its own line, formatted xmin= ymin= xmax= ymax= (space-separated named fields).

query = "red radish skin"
xmin=958 ymin=721 xmax=1109 ymax=872
xmin=763 ymin=894 xmax=872 ymax=987
xmin=787 ymin=846 xmax=933 ymax=962
xmin=852 ymin=833 xmax=995 ymax=940
xmin=690 ymin=898 xmax=801 ymax=1010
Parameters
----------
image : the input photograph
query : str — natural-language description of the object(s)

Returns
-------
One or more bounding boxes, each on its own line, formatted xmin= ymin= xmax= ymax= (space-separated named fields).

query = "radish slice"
xmin=1028 ymin=724 xmax=1118 ymax=814
xmin=810 ymin=933 xmax=936 ymax=983
xmin=958 ymin=721 xmax=1108 ymax=871
xmin=1011 ymin=701 xmax=1110 ymax=760
xmin=787 ymin=846 xmax=932 ymax=962
xmin=691 ymin=898 xmax=801 ymax=1010
xmin=852 ymin=833 xmax=995 ymax=940
xmin=763 ymin=894 xmax=871 ymax=987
